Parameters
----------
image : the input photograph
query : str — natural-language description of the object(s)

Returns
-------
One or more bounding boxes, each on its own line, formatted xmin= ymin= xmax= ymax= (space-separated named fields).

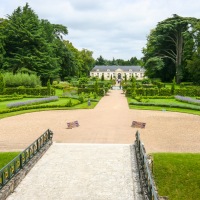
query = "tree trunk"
xmin=175 ymin=29 xmax=184 ymax=84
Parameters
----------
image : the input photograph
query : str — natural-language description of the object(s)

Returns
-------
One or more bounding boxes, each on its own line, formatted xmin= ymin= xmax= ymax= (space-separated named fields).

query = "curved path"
xmin=1 ymin=90 xmax=200 ymax=200
xmin=0 ymin=90 xmax=200 ymax=153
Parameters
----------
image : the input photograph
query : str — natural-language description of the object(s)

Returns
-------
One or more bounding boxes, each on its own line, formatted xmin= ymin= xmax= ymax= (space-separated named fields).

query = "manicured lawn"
xmin=0 ymin=152 xmax=20 ymax=169
xmin=55 ymin=89 xmax=64 ymax=96
xmin=0 ymin=97 xmax=100 ymax=119
xmin=147 ymin=98 xmax=190 ymax=106
xmin=152 ymin=153 xmax=200 ymax=200
xmin=127 ymin=97 xmax=200 ymax=116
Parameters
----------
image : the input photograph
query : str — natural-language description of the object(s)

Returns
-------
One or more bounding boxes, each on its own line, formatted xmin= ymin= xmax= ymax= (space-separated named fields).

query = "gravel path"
xmin=1 ymin=89 xmax=200 ymax=200
xmin=0 ymin=90 xmax=200 ymax=153
xmin=7 ymin=143 xmax=142 ymax=200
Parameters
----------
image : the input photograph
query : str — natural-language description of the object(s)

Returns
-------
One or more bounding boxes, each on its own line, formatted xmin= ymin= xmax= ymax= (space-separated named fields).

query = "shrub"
xmin=159 ymin=88 xmax=171 ymax=96
xmin=146 ymin=88 xmax=159 ymax=96
xmin=98 ymin=88 xmax=105 ymax=96
xmin=3 ymin=87 xmax=55 ymax=96
xmin=65 ymin=99 xmax=72 ymax=107
xmin=47 ymin=79 xmax=51 ymax=96
xmin=175 ymin=88 xmax=200 ymax=96
xmin=3 ymin=72 xmax=41 ymax=88
xmin=171 ymin=77 xmax=176 ymax=95
xmin=78 ymin=96 xmax=84 ymax=103
xmin=0 ymin=96 xmax=23 ymax=102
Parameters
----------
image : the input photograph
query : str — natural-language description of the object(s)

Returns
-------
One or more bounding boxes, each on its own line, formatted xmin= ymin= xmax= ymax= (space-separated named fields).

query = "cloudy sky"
xmin=1 ymin=0 xmax=200 ymax=60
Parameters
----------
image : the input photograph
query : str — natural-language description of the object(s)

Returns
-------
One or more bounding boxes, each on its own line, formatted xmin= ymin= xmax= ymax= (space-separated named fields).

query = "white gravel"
xmin=7 ymin=143 xmax=143 ymax=200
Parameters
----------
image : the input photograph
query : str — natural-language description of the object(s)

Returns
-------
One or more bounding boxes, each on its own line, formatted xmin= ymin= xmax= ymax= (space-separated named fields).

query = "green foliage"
xmin=175 ymin=87 xmax=200 ymax=96
xmin=4 ymin=87 xmax=55 ymax=96
xmin=98 ymin=88 xmax=105 ymax=96
xmin=3 ymin=72 xmax=41 ymax=88
xmin=0 ymin=152 xmax=20 ymax=169
xmin=78 ymin=96 xmax=84 ymax=103
xmin=65 ymin=99 xmax=72 ymax=107
xmin=94 ymin=80 xmax=99 ymax=94
xmin=143 ymin=15 xmax=197 ymax=83
xmin=95 ymin=55 xmax=142 ymax=66
xmin=101 ymin=73 xmax=104 ymax=81
xmin=144 ymin=56 xmax=164 ymax=78
xmin=47 ymin=79 xmax=51 ymax=96
xmin=0 ymin=96 xmax=23 ymax=102
xmin=159 ymin=88 xmax=171 ymax=96
xmin=78 ymin=77 xmax=89 ymax=87
xmin=153 ymin=153 xmax=200 ymax=200
xmin=171 ymin=77 xmax=176 ymax=95
xmin=0 ymin=4 xmax=96 ymax=84
xmin=0 ymin=72 xmax=5 ymax=93
xmin=129 ymin=101 xmax=200 ymax=111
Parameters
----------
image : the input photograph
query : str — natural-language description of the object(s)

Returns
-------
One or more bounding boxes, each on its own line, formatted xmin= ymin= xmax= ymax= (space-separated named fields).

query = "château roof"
xmin=91 ymin=65 xmax=145 ymax=72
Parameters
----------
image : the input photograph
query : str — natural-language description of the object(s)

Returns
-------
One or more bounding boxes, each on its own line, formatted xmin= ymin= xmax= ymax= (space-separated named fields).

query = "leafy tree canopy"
xmin=143 ymin=14 xmax=198 ymax=83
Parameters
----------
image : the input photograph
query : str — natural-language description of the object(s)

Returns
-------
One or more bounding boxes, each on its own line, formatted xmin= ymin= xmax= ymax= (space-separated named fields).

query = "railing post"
xmin=0 ymin=129 xmax=54 ymax=191
xmin=20 ymin=154 xmax=23 ymax=169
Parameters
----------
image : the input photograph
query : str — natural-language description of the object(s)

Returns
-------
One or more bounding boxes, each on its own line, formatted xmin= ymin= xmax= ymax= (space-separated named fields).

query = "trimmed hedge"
xmin=0 ymin=100 xmax=80 ymax=114
xmin=140 ymin=96 xmax=174 ymax=99
xmin=175 ymin=88 xmax=200 ymax=97
xmin=0 ymin=96 xmax=23 ymax=102
xmin=3 ymin=88 xmax=55 ymax=96
xmin=125 ymin=86 xmax=200 ymax=97
xmin=77 ymin=88 xmax=105 ymax=96
xmin=129 ymin=102 xmax=200 ymax=111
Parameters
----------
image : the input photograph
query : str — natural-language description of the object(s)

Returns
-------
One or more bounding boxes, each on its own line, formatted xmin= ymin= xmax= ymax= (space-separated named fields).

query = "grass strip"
xmin=152 ymin=153 xmax=200 ymax=200
xmin=0 ymin=152 xmax=20 ymax=169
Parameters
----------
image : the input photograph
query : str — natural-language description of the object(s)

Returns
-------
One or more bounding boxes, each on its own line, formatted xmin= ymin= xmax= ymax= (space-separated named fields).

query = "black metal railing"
xmin=135 ymin=131 xmax=159 ymax=200
xmin=0 ymin=129 xmax=53 ymax=190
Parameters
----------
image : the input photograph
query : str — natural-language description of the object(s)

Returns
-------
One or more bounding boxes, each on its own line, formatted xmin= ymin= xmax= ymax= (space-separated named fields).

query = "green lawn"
xmin=0 ymin=96 xmax=100 ymax=119
xmin=152 ymin=153 xmax=200 ymax=200
xmin=0 ymin=152 xmax=20 ymax=169
xmin=147 ymin=98 xmax=190 ymax=105
xmin=127 ymin=97 xmax=200 ymax=116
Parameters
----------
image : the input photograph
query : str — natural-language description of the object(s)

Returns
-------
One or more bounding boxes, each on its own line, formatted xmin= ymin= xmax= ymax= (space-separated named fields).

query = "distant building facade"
xmin=90 ymin=65 xmax=145 ymax=80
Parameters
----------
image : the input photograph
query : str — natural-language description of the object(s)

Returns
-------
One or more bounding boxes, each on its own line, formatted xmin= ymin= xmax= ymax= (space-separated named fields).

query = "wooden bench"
xmin=131 ymin=121 xmax=146 ymax=129
xmin=67 ymin=121 xmax=80 ymax=129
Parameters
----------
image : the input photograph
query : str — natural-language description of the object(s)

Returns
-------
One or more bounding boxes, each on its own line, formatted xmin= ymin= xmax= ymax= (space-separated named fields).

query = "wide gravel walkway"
xmin=1 ymin=89 xmax=200 ymax=199
xmin=0 ymin=90 xmax=200 ymax=153
xmin=7 ymin=143 xmax=142 ymax=200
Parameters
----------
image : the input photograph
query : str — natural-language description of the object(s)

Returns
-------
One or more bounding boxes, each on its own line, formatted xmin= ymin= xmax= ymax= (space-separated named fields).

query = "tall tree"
xmin=143 ymin=14 xmax=196 ymax=83
xmin=79 ymin=49 xmax=95 ymax=76
xmin=61 ymin=40 xmax=82 ymax=79
xmin=95 ymin=55 xmax=107 ymax=65
xmin=186 ymin=20 xmax=200 ymax=84
xmin=1 ymin=3 xmax=68 ymax=85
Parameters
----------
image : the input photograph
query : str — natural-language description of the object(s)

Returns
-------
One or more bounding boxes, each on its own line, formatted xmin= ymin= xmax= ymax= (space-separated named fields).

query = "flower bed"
xmin=175 ymin=95 xmax=200 ymax=105
xmin=7 ymin=96 xmax=59 ymax=108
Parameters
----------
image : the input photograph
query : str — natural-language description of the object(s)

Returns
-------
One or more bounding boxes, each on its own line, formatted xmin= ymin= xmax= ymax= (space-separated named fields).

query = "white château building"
xmin=90 ymin=65 xmax=145 ymax=80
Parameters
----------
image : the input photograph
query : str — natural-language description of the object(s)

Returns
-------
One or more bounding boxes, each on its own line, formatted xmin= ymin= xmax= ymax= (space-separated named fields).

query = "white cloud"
xmin=1 ymin=0 xmax=200 ymax=60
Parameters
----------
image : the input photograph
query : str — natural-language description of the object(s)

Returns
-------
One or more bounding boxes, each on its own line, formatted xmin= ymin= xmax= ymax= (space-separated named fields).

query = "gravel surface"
xmin=7 ymin=143 xmax=143 ymax=200
xmin=0 ymin=90 xmax=200 ymax=153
